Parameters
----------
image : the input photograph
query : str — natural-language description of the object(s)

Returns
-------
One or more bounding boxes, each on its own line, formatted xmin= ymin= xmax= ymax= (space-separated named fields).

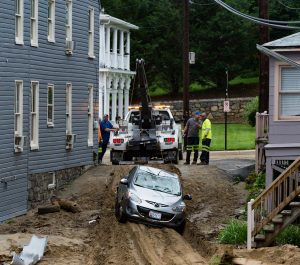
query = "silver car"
xmin=115 ymin=165 xmax=192 ymax=233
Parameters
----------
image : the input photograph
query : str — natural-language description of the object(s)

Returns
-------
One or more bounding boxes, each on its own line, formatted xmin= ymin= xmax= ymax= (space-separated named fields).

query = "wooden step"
xmin=254 ymin=234 xmax=265 ymax=242
xmin=281 ymin=210 xmax=292 ymax=216
xmin=263 ymin=224 xmax=274 ymax=233
xmin=272 ymin=217 xmax=283 ymax=224
xmin=290 ymin=201 xmax=300 ymax=207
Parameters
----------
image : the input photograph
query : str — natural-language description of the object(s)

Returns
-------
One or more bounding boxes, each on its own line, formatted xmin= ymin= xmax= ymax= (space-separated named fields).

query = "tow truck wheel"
xmin=179 ymin=150 xmax=183 ymax=160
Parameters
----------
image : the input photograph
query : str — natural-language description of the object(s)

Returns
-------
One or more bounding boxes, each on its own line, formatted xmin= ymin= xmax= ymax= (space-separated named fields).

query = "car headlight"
xmin=172 ymin=202 xmax=186 ymax=212
xmin=127 ymin=191 xmax=142 ymax=204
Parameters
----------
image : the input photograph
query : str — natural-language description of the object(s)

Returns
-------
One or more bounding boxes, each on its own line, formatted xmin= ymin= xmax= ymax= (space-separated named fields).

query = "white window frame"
xmin=66 ymin=0 xmax=73 ymax=42
xmin=15 ymin=81 xmax=23 ymax=137
xmin=15 ymin=0 xmax=24 ymax=45
xmin=15 ymin=81 xmax=24 ymax=152
xmin=88 ymin=7 xmax=95 ymax=58
xmin=30 ymin=0 xmax=38 ymax=47
xmin=48 ymin=0 xmax=55 ymax=42
xmin=275 ymin=62 xmax=300 ymax=121
xmin=88 ymin=84 xmax=94 ymax=146
xmin=30 ymin=81 xmax=39 ymax=150
xmin=66 ymin=83 xmax=72 ymax=135
xmin=47 ymin=84 xmax=54 ymax=127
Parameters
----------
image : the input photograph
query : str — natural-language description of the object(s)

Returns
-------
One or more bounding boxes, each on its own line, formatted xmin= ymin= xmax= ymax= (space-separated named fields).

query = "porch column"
xmin=125 ymin=32 xmax=130 ymax=70
xmin=105 ymin=75 xmax=112 ymax=118
xmin=105 ymin=26 xmax=111 ymax=68
xmin=118 ymin=77 xmax=125 ymax=118
xmin=99 ymin=23 xmax=106 ymax=68
xmin=99 ymin=72 xmax=106 ymax=118
xmin=119 ymin=30 xmax=124 ymax=70
xmin=124 ymin=77 xmax=131 ymax=115
xmin=113 ymin=28 xmax=118 ymax=68
xmin=111 ymin=77 xmax=119 ymax=122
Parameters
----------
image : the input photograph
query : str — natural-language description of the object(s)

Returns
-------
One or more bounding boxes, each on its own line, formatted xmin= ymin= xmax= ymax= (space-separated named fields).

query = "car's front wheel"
xmin=115 ymin=198 xmax=127 ymax=223
xmin=175 ymin=220 xmax=186 ymax=234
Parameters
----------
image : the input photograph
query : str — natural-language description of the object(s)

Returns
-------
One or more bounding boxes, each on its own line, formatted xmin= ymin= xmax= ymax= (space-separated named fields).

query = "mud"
xmin=1 ymin=163 xmax=300 ymax=265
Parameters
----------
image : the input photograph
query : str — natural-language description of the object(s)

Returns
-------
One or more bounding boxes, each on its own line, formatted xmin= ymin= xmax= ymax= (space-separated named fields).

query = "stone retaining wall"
xmin=28 ymin=166 xmax=86 ymax=209
xmin=153 ymin=97 xmax=254 ymax=123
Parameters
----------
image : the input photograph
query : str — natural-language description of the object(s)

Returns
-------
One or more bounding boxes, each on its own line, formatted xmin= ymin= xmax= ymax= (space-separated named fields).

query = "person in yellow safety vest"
xmin=198 ymin=112 xmax=212 ymax=165
xmin=183 ymin=111 xmax=202 ymax=165
xmin=98 ymin=118 xmax=103 ymax=164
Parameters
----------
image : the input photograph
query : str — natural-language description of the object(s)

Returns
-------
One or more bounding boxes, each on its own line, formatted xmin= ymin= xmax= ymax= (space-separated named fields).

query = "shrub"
xmin=275 ymin=225 xmax=300 ymax=247
xmin=218 ymin=220 xmax=247 ymax=245
xmin=243 ymin=97 xmax=258 ymax=127
xmin=245 ymin=171 xmax=266 ymax=202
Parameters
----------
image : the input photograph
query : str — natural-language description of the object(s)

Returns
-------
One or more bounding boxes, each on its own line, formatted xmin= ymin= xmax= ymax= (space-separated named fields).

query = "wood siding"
xmin=0 ymin=0 xmax=99 ymax=222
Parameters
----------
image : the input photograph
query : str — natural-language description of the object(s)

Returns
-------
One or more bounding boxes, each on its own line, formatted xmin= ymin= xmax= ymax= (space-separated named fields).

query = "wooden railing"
xmin=255 ymin=111 xmax=269 ymax=172
xmin=248 ymin=157 xmax=300 ymax=249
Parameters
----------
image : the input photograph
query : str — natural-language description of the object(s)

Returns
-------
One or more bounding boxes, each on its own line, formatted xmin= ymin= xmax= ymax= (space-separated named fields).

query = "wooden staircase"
xmin=247 ymin=157 xmax=300 ymax=248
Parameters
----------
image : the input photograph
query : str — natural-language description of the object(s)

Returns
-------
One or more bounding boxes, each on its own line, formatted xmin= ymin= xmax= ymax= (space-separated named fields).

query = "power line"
xmin=276 ymin=0 xmax=300 ymax=10
xmin=189 ymin=0 xmax=216 ymax=6
xmin=213 ymin=0 xmax=300 ymax=29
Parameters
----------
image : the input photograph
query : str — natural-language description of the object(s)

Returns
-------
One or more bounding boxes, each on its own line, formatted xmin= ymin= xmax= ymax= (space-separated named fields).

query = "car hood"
xmin=132 ymin=185 xmax=182 ymax=206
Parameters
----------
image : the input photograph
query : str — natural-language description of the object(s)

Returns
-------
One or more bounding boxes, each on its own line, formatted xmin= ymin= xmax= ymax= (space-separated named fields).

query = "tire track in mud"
xmin=129 ymin=223 xmax=206 ymax=265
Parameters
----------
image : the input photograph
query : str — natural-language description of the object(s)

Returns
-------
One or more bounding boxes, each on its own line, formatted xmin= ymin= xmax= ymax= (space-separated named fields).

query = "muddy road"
xmin=1 ymin=163 xmax=300 ymax=265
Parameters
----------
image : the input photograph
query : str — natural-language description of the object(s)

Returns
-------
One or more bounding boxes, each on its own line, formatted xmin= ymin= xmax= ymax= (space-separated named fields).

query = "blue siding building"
xmin=0 ymin=0 xmax=100 ymax=222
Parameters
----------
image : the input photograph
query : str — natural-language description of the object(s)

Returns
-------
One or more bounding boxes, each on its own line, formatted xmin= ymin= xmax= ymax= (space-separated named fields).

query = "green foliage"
xmin=229 ymin=76 xmax=258 ymax=86
xmin=101 ymin=0 xmax=300 ymax=96
xmin=218 ymin=220 xmax=247 ymax=245
xmin=243 ymin=97 xmax=258 ymax=127
xmin=211 ymin=123 xmax=255 ymax=151
xmin=245 ymin=171 xmax=266 ymax=202
xmin=276 ymin=225 xmax=300 ymax=247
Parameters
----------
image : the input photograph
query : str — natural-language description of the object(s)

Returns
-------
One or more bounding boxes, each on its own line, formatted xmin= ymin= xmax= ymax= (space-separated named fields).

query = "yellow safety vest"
xmin=201 ymin=119 xmax=212 ymax=140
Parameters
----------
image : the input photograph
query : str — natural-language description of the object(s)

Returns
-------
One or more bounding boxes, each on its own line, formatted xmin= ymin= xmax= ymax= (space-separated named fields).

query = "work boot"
xmin=191 ymin=161 xmax=197 ymax=165
xmin=184 ymin=161 xmax=190 ymax=165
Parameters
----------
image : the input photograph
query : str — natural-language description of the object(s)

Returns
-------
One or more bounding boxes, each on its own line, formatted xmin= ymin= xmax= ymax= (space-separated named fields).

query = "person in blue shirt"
xmin=98 ymin=114 xmax=118 ymax=164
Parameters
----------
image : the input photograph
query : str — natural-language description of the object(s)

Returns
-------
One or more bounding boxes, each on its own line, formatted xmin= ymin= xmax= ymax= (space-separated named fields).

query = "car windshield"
xmin=134 ymin=169 xmax=181 ymax=196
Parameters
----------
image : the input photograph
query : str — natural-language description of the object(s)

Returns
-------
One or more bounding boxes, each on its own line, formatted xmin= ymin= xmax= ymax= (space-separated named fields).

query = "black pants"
xmin=200 ymin=138 xmax=211 ymax=164
xmin=98 ymin=142 xmax=108 ymax=162
xmin=186 ymin=137 xmax=199 ymax=163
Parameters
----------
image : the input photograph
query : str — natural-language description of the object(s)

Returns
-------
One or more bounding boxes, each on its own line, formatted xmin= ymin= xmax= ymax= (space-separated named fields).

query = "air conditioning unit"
xmin=66 ymin=133 xmax=75 ymax=150
xmin=14 ymin=135 xmax=24 ymax=153
xmin=65 ymin=40 xmax=74 ymax=55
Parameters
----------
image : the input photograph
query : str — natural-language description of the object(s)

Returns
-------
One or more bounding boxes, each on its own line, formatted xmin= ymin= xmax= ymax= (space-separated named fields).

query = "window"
xmin=277 ymin=66 xmax=300 ymax=120
xmin=15 ymin=81 xmax=24 ymax=152
xmin=31 ymin=81 xmax=39 ymax=150
xmin=30 ymin=0 xmax=38 ymax=46
xmin=88 ymin=85 xmax=93 ymax=146
xmin=15 ymin=0 xmax=24 ymax=44
xmin=47 ymin=84 xmax=54 ymax=126
xmin=66 ymin=83 xmax=72 ymax=134
xmin=48 ymin=0 xmax=55 ymax=42
xmin=66 ymin=83 xmax=74 ymax=150
xmin=65 ymin=0 xmax=73 ymax=54
xmin=88 ymin=7 xmax=95 ymax=58
xmin=65 ymin=0 xmax=72 ymax=41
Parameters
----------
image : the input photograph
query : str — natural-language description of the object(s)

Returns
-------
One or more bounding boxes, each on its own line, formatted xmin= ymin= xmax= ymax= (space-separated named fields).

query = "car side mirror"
xmin=120 ymin=178 xmax=129 ymax=186
xmin=183 ymin=194 xmax=192 ymax=200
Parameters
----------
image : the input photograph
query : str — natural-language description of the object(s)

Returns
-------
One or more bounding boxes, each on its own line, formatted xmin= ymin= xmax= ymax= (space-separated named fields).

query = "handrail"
xmin=251 ymin=157 xmax=300 ymax=237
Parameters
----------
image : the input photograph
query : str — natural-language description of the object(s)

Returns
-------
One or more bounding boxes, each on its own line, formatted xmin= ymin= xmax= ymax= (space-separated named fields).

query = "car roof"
xmin=137 ymin=165 xmax=178 ymax=179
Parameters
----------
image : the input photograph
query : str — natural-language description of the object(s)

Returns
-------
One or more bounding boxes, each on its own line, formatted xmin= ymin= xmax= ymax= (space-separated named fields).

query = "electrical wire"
xmin=213 ymin=0 xmax=300 ymax=29
xmin=276 ymin=0 xmax=300 ymax=10
xmin=189 ymin=0 xmax=216 ymax=6
xmin=215 ymin=0 xmax=300 ymax=24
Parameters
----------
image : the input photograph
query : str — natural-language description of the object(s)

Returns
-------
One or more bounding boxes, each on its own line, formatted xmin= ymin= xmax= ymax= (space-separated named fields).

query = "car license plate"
xmin=149 ymin=211 xmax=161 ymax=220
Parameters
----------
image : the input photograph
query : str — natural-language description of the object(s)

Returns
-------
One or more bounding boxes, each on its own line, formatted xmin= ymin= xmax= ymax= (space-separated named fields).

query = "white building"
xmin=99 ymin=12 xmax=139 ymax=121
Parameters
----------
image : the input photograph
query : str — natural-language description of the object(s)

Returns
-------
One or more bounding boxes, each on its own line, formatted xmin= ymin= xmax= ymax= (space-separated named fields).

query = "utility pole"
xmin=259 ymin=0 xmax=269 ymax=113
xmin=183 ymin=0 xmax=189 ymax=125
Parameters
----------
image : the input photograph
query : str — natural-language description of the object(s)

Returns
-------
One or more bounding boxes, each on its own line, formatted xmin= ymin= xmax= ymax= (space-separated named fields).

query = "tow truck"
xmin=109 ymin=59 xmax=183 ymax=164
